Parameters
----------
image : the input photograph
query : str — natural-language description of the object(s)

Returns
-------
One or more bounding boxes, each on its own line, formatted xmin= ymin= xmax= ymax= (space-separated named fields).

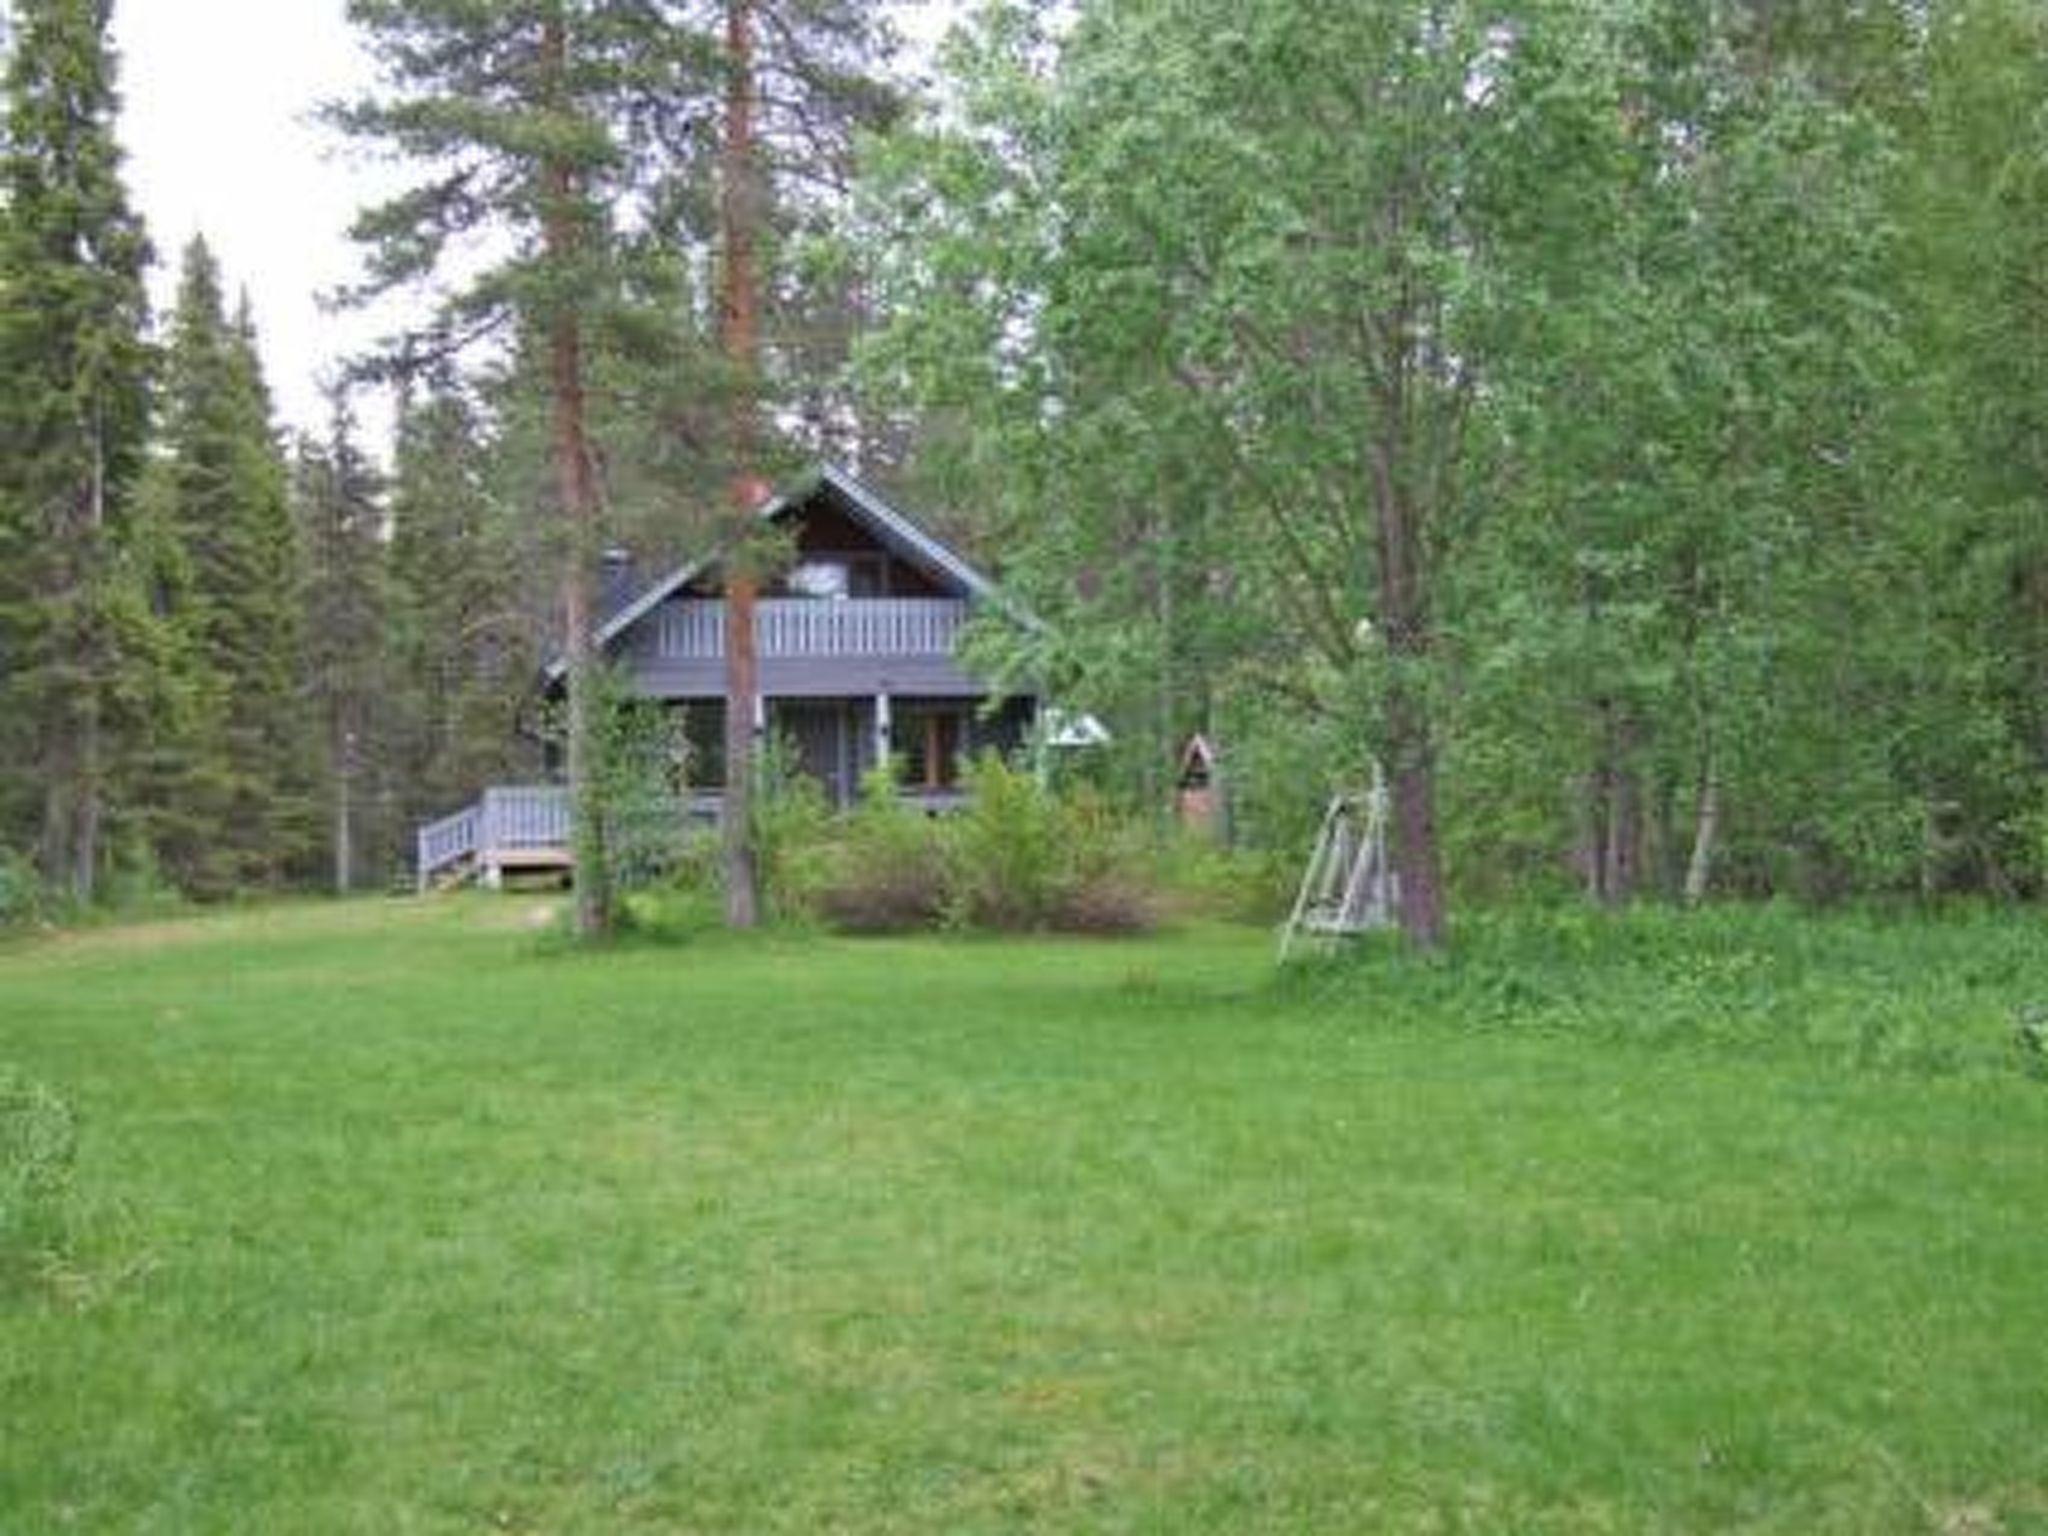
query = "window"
xmin=898 ymin=705 xmax=965 ymax=791
xmin=786 ymin=554 xmax=886 ymax=599
xmin=787 ymin=561 xmax=850 ymax=600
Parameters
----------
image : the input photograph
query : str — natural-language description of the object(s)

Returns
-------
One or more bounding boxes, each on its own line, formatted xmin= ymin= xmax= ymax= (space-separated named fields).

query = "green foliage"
xmin=592 ymin=689 xmax=691 ymax=893
xmin=865 ymin=0 xmax=2048 ymax=923
xmin=0 ymin=1064 xmax=75 ymax=1286
xmin=383 ymin=378 xmax=539 ymax=847
xmin=1142 ymin=832 xmax=1296 ymax=927
xmin=0 ymin=0 xmax=155 ymax=903
xmin=944 ymin=752 xmax=1068 ymax=930
xmin=815 ymin=763 xmax=951 ymax=933
xmin=293 ymin=393 xmax=394 ymax=893
xmin=0 ymin=849 xmax=44 ymax=929
xmin=148 ymin=237 xmax=313 ymax=894
xmin=1294 ymin=901 xmax=2048 ymax=1079
xmin=809 ymin=755 xmax=1158 ymax=935
xmin=748 ymin=731 xmax=835 ymax=924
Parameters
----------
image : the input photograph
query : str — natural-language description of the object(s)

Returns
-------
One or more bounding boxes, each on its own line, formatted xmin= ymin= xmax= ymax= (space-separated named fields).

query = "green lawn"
xmin=3 ymin=899 xmax=2047 ymax=1533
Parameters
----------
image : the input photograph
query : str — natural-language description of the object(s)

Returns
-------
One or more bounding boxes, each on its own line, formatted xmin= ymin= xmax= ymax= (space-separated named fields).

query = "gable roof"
xmin=545 ymin=464 xmax=1030 ymax=683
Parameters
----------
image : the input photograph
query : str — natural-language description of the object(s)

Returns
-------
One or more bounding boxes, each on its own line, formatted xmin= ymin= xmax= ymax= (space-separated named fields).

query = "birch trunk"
xmin=1370 ymin=428 xmax=1446 ymax=950
xmin=1683 ymin=758 xmax=1719 ymax=906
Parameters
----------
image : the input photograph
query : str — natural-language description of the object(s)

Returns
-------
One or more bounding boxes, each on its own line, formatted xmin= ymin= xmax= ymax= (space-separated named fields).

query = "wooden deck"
xmin=416 ymin=784 xmax=968 ymax=891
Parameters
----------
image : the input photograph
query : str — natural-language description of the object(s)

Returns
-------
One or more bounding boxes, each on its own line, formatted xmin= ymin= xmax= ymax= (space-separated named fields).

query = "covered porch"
xmin=418 ymin=693 xmax=1035 ymax=891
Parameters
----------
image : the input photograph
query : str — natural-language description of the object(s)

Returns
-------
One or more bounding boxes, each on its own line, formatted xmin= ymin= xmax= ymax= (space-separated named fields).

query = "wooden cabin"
xmin=417 ymin=465 xmax=1041 ymax=889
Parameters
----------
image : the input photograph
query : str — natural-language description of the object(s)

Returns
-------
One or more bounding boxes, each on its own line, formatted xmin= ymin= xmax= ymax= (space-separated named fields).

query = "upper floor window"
xmin=786 ymin=555 xmax=886 ymax=599
xmin=788 ymin=561 xmax=849 ymax=599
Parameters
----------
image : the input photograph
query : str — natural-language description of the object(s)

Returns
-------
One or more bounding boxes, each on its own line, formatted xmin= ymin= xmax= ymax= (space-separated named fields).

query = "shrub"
xmin=597 ymin=693 xmax=691 ymax=890
xmin=804 ymin=754 xmax=1163 ymax=937
xmin=751 ymin=735 xmax=835 ymax=923
xmin=0 ymin=849 xmax=43 ymax=929
xmin=1051 ymin=871 xmax=1157 ymax=934
xmin=946 ymin=752 xmax=1069 ymax=930
xmin=817 ymin=766 xmax=949 ymax=933
xmin=1 ymin=1066 xmax=75 ymax=1285
xmin=1146 ymin=834 xmax=1296 ymax=924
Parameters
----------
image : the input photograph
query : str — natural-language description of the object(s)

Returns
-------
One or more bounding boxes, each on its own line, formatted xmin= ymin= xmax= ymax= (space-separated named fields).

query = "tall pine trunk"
xmin=719 ymin=0 xmax=763 ymax=929
xmin=541 ymin=16 xmax=612 ymax=940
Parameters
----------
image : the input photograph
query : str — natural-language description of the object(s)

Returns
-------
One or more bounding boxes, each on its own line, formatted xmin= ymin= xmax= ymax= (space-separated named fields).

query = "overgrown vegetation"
xmin=0 ymin=1064 xmax=74 ymax=1291
xmin=628 ymin=752 xmax=1164 ymax=936
xmin=3 ymin=901 xmax=2046 ymax=1530
xmin=1289 ymin=902 xmax=2048 ymax=1079
xmin=6 ymin=0 xmax=2046 ymax=944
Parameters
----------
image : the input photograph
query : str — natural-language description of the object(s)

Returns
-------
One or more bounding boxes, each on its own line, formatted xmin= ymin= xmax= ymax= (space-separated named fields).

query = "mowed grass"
xmin=3 ymin=899 xmax=2047 ymax=1533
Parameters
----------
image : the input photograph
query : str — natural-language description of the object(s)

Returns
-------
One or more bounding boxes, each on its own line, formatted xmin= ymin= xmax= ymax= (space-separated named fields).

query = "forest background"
xmin=0 ymin=0 xmax=2042 ymax=947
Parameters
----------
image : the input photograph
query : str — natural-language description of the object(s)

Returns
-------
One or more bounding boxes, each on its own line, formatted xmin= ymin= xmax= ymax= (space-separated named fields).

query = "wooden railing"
xmin=480 ymin=786 xmax=570 ymax=853
xmin=415 ymin=803 xmax=482 ymax=893
xmin=416 ymin=779 xmax=979 ymax=892
xmin=655 ymin=598 xmax=967 ymax=660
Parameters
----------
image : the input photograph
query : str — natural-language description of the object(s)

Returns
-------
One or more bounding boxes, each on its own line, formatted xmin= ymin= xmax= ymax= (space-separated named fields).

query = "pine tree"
xmin=708 ymin=0 xmax=897 ymax=927
xmin=0 ymin=0 xmax=154 ymax=902
xmin=331 ymin=1 xmax=713 ymax=938
xmin=333 ymin=1 xmax=894 ymax=933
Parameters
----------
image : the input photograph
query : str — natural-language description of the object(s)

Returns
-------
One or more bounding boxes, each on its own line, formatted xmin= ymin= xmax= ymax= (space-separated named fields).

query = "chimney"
xmin=599 ymin=546 xmax=636 ymax=617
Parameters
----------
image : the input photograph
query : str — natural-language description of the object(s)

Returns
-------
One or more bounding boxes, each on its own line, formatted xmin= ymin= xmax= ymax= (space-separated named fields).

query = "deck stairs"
xmin=415 ymin=787 xmax=573 ymax=894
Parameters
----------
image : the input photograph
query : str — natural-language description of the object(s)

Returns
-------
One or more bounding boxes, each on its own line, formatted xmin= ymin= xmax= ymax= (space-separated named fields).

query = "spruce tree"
xmin=0 ymin=0 xmax=153 ymax=902
xmin=386 ymin=375 xmax=539 ymax=832
xmin=152 ymin=236 xmax=310 ymax=890
xmin=294 ymin=392 xmax=389 ymax=894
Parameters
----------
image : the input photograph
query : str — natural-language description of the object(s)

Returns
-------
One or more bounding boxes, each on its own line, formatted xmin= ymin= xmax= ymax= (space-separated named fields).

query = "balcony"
xmin=655 ymin=597 xmax=968 ymax=660
xmin=638 ymin=597 xmax=981 ymax=700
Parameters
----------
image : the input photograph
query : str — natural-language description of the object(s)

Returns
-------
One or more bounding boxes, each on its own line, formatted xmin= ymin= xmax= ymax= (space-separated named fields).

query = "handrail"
xmin=480 ymin=785 xmax=571 ymax=852
xmin=415 ymin=803 xmax=482 ymax=893
xmin=417 ymin=781 xmax=973 ymax=893
xmin=655 ymin=597 xmax=967 ymax=660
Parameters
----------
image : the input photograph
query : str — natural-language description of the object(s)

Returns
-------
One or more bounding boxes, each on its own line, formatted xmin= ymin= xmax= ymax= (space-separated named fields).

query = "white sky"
xmin=109 ymin=2 xmax=959 ymax=455
xmin=113 ymin=0 xmax=387 ymax=444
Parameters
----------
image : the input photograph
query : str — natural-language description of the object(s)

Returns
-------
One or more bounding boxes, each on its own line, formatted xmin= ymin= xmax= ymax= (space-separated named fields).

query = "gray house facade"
xmin=581 ymin=463 xmax=1039 ymax=808
xmin=418 ymin=466 xmax=1039 ymax=888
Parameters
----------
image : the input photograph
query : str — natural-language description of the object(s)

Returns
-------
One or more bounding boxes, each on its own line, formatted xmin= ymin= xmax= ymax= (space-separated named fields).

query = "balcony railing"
xmin=655 ymin=597 xmax=967 ymax=661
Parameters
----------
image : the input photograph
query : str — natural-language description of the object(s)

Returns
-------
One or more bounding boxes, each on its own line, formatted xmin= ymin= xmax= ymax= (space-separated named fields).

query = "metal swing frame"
xmin=1279 ymin=763 xmax=1397 ymax=962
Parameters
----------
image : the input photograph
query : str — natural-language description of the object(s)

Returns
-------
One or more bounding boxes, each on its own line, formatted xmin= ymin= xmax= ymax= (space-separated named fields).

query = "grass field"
xmin=3 ymin=898 xmax=2047 ymax=1533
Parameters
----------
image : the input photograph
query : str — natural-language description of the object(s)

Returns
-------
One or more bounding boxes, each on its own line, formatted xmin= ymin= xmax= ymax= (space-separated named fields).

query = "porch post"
xmin=874 ymin=691 xmax=892 ymax=781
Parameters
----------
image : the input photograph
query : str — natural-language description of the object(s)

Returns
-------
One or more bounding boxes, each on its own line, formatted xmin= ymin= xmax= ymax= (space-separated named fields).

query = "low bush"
xmin=945 ymin=753 xmax=1070 ymax=930
xmin=752 ymin=741 xmax=835 ymax=923
xmin=1050 ymin=871 xmax=1157 ymax=934
xmin=1288 ymin=901 xmax=2048 ymax=1079
xmin=1 ymin=1065 xmax=75 ymax=1287
xmin=0 ymin=849 xmax=42 ymax=929
xmin=816 ymin=769 xmax=949 ymax=933
xmin=811 ymin=756 xmax=1160 ymax=936
xmin=1145 ymin=834 xmax=1296 ymax=924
